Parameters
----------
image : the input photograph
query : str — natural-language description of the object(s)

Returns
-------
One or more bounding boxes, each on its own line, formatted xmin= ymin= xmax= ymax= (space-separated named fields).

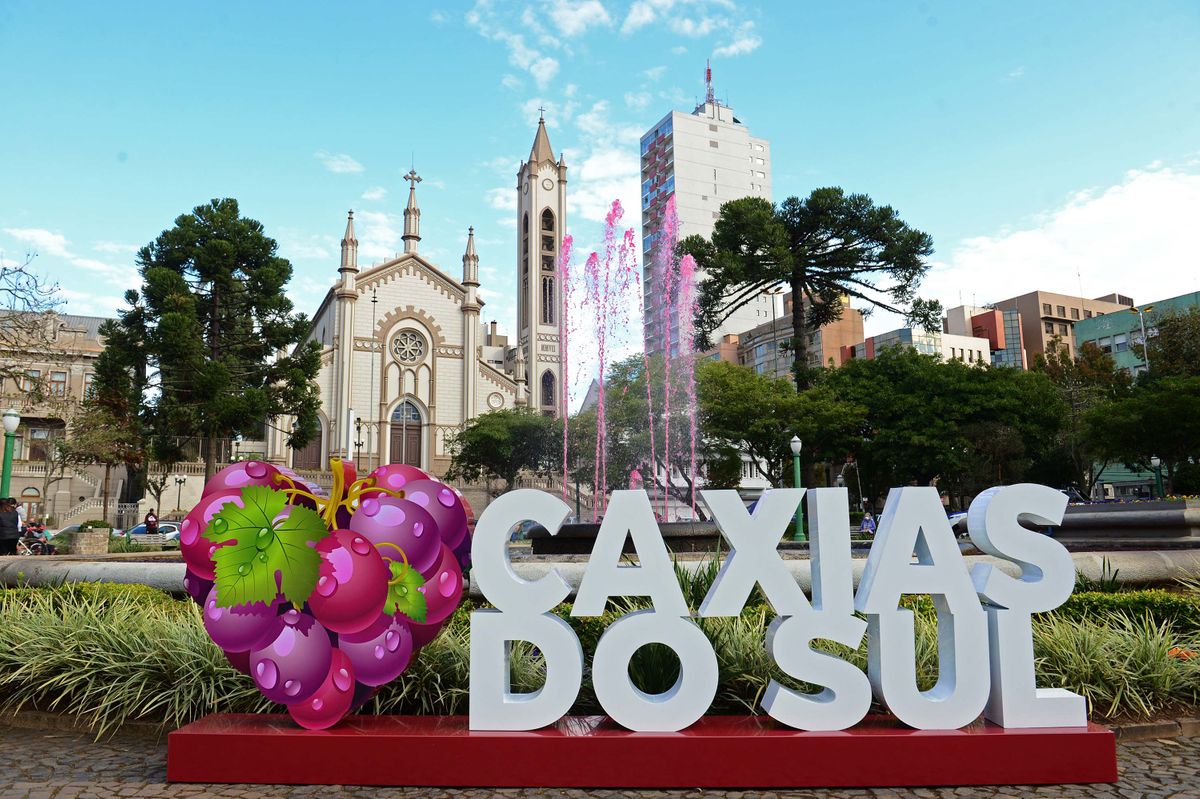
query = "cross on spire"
xmin=538 ymin=105 xmax=546 ymax=121
xmin=404 ymin=169 xmax=422 ymax=188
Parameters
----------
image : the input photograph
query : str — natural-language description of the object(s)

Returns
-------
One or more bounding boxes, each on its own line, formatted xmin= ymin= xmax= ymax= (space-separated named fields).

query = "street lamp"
xmin=354 ymin=416 xmax=364 ymax=468
xmin=767 ymin=285 xmax=786 ymax=378
xmin=174 ymin=475 xmax=187 ymax=513
xmin=1129 ymin=304 xmax=1155 ymax=372
xmin=1 ymin=409 xmax=21 ymax=497
xmin=1150 ymin=456 xmax=1165 ymax=500
xmin=790 ymin=435 xmax=806 ymax=542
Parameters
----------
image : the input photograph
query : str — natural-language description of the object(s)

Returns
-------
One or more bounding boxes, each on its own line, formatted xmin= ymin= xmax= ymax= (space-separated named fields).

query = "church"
xmin=263 ymin=117 xmax=567 ymax=477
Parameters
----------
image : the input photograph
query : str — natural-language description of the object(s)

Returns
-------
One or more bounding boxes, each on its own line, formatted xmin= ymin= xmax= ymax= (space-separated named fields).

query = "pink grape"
xmin=288 ymin=649 xmax=357 ymax=731
xmin=179 ymin=489 xmax=243 ymax=580
xmin=349 ymin=497 xmax=441 ymax=575
xmin=202 ymin=460 xmax=283 ymax=498
xmin=183 ymin=570 xmax=212 ymax=607
xmin=202 ymin=586 xmax=283 ymax=653
xmin=339 ymin=612 xmax=414 ymax=687
xmin=249 ymin=610 xmax=333 ymax=705
xmin=368 ymin=464 xmax=429 ymax=493
xmin=308 ymin=530 xmax=390 ymax=635
xmin=415 ymin=543 xmax=463 ymax=625
xmin=401 ymin=479 xmax=469 ymax=551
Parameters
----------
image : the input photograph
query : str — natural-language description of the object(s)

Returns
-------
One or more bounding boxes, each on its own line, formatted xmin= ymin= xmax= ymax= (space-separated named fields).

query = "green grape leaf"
xmin=385 ymin=561 xmax=428 ymax=623
xmin=205 ymin=485 xmax=330 ymax=608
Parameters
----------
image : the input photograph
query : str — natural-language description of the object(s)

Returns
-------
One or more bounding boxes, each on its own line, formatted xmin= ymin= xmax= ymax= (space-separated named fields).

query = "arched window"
xmin=541 ymin=371 xmax=555 ymax=408
xmin=391 ymin=400 xmax=422 ymax=424
xmin=541 ymin=208 xmax=555 ymax=232
xmin=541 ymin=276 xmax=555 ymax=324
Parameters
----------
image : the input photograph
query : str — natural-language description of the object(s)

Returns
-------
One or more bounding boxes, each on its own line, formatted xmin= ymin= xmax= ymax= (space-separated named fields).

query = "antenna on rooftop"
xmin=705 ymin=59 xmax=715 ymax=105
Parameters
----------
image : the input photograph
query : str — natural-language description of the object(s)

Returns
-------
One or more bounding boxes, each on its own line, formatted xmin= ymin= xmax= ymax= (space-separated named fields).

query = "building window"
xmin=392 ymin=399 xmax=421 ymax=424
xmin=1056 ymin=305 xmax=1066 ymax=317
xmin=709 ymin=140 xmax=718 ymax=148
xmin=83 ymin=373 xmax=94 ymax=398
xmin=1071 ymin=308 xmax=1080 ymax=320
xmin=708 ymin=124 xmax=718 ymax=132
xmin=391 ymin=331 xmax=426 ymax=364
xmin=541 ymin=277 xmax=555 ymax=325
xmin=541 ymin=208 xmax=555 ymax=233
xmin=1084 ymin=310 xmax=1093 ymax=319
xmin=1113 ymin=333 xmax=1128 ymax=353
xmin=20 ymin=369 xmax=40 ymax=392
xmin=1044 ymin=321 xmax=1054 ymax=334
xmin=1042 ymin=303 xmax=1052 ymax=315
xmin=49 ymin=371 xmax=67 ymax=396
xmin=1098 ymin=336 xmax=1112 ymax=353
xmin=541 ymin=371 xmax=555 ymax=407
xmin=1058 ymin=324 xmax=1068 ymax=335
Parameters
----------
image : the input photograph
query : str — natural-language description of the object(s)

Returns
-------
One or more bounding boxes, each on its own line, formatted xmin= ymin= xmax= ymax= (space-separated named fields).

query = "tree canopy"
xmin=446 ymin=408 xmax=560 ymax=496
xmin=681 ymin=188 xmax=937 ymax=389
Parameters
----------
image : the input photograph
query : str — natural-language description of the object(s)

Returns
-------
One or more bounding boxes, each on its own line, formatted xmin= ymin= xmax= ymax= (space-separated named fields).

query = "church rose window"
xmin=392 ymin=331 xmax=426 ymax=364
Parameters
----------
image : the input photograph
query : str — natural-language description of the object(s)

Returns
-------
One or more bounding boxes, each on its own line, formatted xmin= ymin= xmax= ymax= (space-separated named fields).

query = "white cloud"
xmin=58 ymin=286 xmax=124 ymax=316
xmin=621 ymin=0 xmax=658 ymax=33
xmin=486 ymin=187 xmax=517 ymax=212
xmin=93 ymin=240 xmax=138 ymax=255
xmin=643 ymin=65 xmax=667 ymax=81
xmin=69 ymin=257 xmax=139 ymax=284
xmin=467 ymin=3 xmax=560 ymax=89
xmin=501 ymin=73 xmax=522 ymax=90
xmin=1007 ymin=66 xmax=1026 ymax=80
xmin=361 ymin=186 xmax=388 ymax=201
xmin=314 ymin=150 xmax=364 ymax=174
xmin=669 ymin=16 xmax=718 ymax=37
xmin=354 ymin=210 xmax=402 ymax=261
xmin=3 ymin=227 xmax=71 ymax=257
xmin=624 ymin=91 xmax=652 ymax=110
xmin=549 ymin=0 xmax=611 ymax=36
xmin=713 ymin=21 xmax=760 ymax=57
xmin=671 ymin=45 xmax=688 ymax=55
xmin=864 ymin=162 xmax=1200 ymax=335
xmin=430 ymin=9 xmax=449 ymax=23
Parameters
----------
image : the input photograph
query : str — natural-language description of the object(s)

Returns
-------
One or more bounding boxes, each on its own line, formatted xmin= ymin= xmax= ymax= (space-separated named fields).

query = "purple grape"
xmin=339 ymin=612 xmax=414 ymax=687
xmin=287 ymin=648 xmax=357 ymax=730
xmin=202 ymin=586 xmax=283 ymax=653
xmin=308 ymin=530 xmax=390 ymax=635
xmin=202 ymin=460 xmax=284 ymax=498
xmin=401 ymin=479 xmax=469 ymax=551
xmin=249 ymin=609 xmax=333 ymax=705
xmin=349 ymin=497 xmax=440 ymax=575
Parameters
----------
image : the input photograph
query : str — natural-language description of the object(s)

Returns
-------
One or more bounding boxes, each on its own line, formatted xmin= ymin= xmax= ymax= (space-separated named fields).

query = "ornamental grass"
xmin=0 ymin=576 xmax=1196 ymax=734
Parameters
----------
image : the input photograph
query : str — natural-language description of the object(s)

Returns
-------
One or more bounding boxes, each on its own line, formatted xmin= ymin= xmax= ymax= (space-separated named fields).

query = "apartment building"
xmin=1074 ymin=290 xmax=1200 ymax=374
xmin=843 ymin=327 xmax=991 ymax=365
xmin=943 ymin=305 xmax=1028 ymax=369
xmin=990 ymin=290 xmax=1133 ymax=362
xmin=737 ymin=293 xmax=865 ymax=377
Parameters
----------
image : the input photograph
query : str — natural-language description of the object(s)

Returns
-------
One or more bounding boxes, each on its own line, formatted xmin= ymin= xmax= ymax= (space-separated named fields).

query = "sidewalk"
xmin=1 ymin=723 xmax=1197 ymax=798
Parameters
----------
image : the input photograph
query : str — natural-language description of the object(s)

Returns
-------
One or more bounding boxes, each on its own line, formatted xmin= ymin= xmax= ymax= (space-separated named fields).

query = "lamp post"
xmin=174 ymin=475 xmax=186 ymax=513
xmin=767 ymin=285 xmax=785 ymax=378
xmin=1 ymin=409 xmax=20 ymax=498
xmin=354 ymin=417 xmax=364 ymax=469
xmin=790 ymin=435 xmax=806 ymax=542
xmin=1150 ymin=456 xmax=1165 ymax=500
xmin=1129 ymin=304 xmax=1155 ymax=372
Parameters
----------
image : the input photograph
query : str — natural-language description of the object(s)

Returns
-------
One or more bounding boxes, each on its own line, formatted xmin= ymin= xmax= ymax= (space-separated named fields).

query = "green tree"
xmin=446 ymin=408 xmax=560 ymax=497
xmin=1032 ymin=337 xmax=1132 ymax=496
xmin=134 ymin=199 xmax=321 ymax=482
xmin=698 ymin=359 xmax=864 ymax=487
xmin=63 ymin=403 xmax=143 ymax=522
xmin=1087 ymin=376 xmax=1200 ymax=495
xmin=681 ymin=188 xmax=937 ymax=389
xmin=1146 ymin=307 xmax=1200 ymax=378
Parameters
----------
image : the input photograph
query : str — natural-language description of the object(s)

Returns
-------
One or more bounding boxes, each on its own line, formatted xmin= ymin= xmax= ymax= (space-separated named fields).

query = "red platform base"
xmin=168 ymin=714 xmax=1117 ymax=787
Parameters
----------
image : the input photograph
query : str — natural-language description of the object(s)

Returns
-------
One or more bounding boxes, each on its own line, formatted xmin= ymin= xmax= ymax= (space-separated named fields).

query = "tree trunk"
xmin=789 ymin=267 xmax=809 ymax=390
xmin=204 ymin=431 xmax=217 ymax=484
xmin=120 ymin=462 xmax=147 ymax=504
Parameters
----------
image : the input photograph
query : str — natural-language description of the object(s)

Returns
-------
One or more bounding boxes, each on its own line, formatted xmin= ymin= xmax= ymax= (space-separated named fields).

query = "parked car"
xmin=123 ymin=522 xmax=182 ymax=544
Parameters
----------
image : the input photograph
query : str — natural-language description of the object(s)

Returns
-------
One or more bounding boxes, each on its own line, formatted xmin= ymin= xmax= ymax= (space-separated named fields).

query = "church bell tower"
xmin=516 ymin=112 xmax=566 ymax=417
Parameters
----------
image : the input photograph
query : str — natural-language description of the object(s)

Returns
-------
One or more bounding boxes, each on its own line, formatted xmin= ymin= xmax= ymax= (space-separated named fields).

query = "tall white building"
xmin=640 ymin=67 xmax=773 ymax=356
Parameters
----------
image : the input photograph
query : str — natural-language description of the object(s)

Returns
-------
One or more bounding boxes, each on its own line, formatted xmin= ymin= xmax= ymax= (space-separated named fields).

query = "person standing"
xmin=144 ymin=508 xmax=159 ymax=535
xmin=0 ymin=499 xmax=21 ymax=556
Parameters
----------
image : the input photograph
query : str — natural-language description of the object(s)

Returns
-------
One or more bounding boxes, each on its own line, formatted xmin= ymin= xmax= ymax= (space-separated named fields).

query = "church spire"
xmin=402 ymin=169 xmax=422 ymax=254
xmin=528 ymin=113 xmax=556 ymax=164
xmin=339 ymin=210 xmax=358 ymax=273
xmin=462 ymin=226 xmax=479 ymax=286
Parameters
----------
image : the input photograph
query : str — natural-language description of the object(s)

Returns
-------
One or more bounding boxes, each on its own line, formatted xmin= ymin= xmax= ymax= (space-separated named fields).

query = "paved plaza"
xmin=0 ymin=724 xmax=1196 ymax=799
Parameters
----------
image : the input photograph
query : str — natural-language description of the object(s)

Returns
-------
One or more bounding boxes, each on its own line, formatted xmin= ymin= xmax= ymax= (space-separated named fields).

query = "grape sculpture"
xmin=184 ymin=458 xmax=471 ymax=730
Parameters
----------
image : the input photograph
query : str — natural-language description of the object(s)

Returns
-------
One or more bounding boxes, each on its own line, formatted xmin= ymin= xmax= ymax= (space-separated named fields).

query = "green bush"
xmin=1054 ymin=590 xmax=1200 ymax=635
xmin=77 ymin=520 xmax=111 ymax=529
xmin=0 ymin=582 xmax=179 ymax=612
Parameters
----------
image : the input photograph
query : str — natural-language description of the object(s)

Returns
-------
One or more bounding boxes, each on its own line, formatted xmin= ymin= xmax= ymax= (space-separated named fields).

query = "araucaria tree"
xmin=134 ymin=199 xmax=321 ymax=481
xmin=682 ymin=188 xmax=937 ymax=389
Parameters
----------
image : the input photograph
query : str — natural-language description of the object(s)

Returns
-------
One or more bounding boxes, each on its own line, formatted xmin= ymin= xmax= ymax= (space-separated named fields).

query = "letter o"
xmin=591 ymin=610 xmax=718 ymax=731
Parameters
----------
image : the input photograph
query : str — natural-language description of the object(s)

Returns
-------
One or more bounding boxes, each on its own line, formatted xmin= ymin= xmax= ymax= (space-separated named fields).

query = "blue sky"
xmin=3 ymin=0 xmax=1199 ymax=385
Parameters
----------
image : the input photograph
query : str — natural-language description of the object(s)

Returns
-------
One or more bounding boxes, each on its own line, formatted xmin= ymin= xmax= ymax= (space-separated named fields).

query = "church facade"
xmin=264 ymin=119 xmax=566 ymax=478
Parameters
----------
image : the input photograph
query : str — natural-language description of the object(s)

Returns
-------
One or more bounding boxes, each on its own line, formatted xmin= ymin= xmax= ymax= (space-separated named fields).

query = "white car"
xmin=122 ymin=522 xmax=182 ymax=543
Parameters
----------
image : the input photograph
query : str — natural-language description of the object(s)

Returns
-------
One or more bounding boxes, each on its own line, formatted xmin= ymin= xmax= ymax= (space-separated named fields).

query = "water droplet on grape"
xmin=350 ymin=536 xmax=372 ymax=556
xmin=412 ymin=522 xmax=424 ymax=538
xmin=333 ymin=668 xmax=352 ymax=692
xmin=398 ymin=585 xmax=408 ymax=596
xmin=385 ymin=630 xmax=400 ymax=652
xmin=255 ymin=527 xmax=274 ymax=550
xmin=386 ymin=473 xmax=406 ymax=489
xmin=311 ymin=697 xmax=324 ymax=711
xmin=207 ymin=545 xmax=217 ymax=558
xmin=205 ymin=599 xmax=222 ymax=621
xmin=236 ymin=563 xmax=251 ymax=576
xmin=257 ymin=552 xmax=268 ymax=564
xmin=283 ymin=608 xmax=301 ymax=625
xmin=210 ymin=517 xmax=228 ymax=535
xmin=373 ymin=645 xmax=385 ymax=660
xmin=438 ymin=571 xmax=458 ymax=598
xmin=181 ymin=519 xmax=197 ymax=545
xmin=417 ymin=585 xmax=426 ymax=594
xmin=246 ymin=461 xmax=268 ymax=478
xmin=410 ymin=491 xmax=429 ymax=507
xmin=361 ymin=498 xmax=380 ymax=517
xmin=316 ymin=575 xmax=338 ymax=597
xmin=438 ymin=488 xmax=455 ymax=507
xmin=256 ymin=659 xmax=279 ymax=689
xmin=283 ymin=679 xmax=302 ymax=697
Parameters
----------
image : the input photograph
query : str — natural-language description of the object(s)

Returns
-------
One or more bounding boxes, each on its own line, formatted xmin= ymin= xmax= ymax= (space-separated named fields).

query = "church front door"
xmin=389 ymin=400 xmax=423 ymax=468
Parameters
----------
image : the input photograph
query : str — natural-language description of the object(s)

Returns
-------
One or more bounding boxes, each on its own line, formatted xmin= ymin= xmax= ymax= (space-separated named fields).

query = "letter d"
xmin=469 ymin=609 xmax=583 ymax=730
